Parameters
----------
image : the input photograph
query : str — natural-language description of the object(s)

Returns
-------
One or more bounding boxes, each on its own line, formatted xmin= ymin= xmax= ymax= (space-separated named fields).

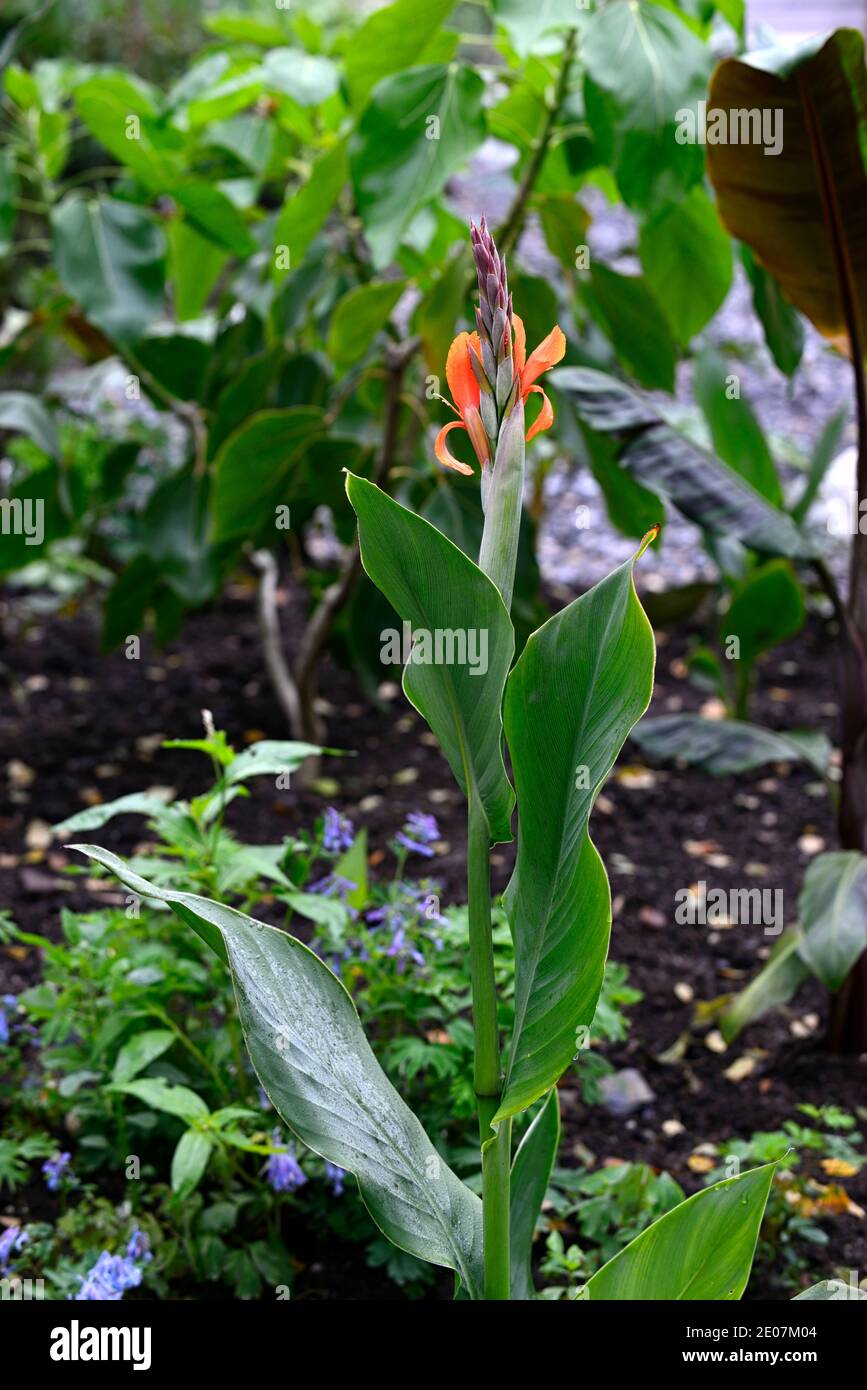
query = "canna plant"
xmin=73 ymin=222 xmax=782 ymax=1300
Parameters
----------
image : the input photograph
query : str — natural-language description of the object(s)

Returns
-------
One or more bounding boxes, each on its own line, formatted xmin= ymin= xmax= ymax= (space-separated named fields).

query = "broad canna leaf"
xmin=71 ymin=846 xmax=485 ymax=1298
xmin=552 ymin=366 xmax=817 ymax=560
xmin=794 ymin=1279 xmax=867 ymax=1300
xmin=798 ymin=851 xmax=867 ymax=992
xmin=347 ymin=474 xmax=515 ymax=846
xmin=211 ymin=407 xmax=323 ymax=542
xmin=510 ymin=1089 xmax=560 ymax=1301
xmin=720 ymin=929 xmax=810 ymax=1042
xmin=631 ymin=714 xmax=831 ymax=778
xmin=707 ymin=29 xmax=867 ymax=355
xmin=586 ymin=1163 xmax=776 ymax=1300
xmin=496 ymin=537 xmax=656 ymax=1121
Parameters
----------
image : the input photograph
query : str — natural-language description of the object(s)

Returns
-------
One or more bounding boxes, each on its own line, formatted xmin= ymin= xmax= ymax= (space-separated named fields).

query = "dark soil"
xmin=2 ymin=570 xmax=865 ymax=1300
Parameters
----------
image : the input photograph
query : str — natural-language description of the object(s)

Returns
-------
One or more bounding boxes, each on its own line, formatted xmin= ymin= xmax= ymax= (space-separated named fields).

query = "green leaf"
xmin=347 ymin=474 xmax=515 ymax=846
xmin=54 ymin=790 xmax=174 ymax=835
xmin=327 ymin=280 xmax=406 ymax=367
xmin=535 ymin=193 xmax=589 ymax=273
xmin=261 ymin=49 xmax=339 ymax=107
xmin=350 ymin=64 xmax=485 ymax=268
xmin=0 ymin=149 xmax=18 ymax=254
xmin=497 ymin=536 xmax=656 ymax=1121
xmin=171 ymin=1129 xmax=213 ymax=1199
xmin=345 ymin=0 xmax=456 ymax=108
xmin=792 ymin=406 xmax=847 ymax=524
xmin=51 ymin=194 xmax=165 ymax=346
xmin=112 ymin=1077 xmax=210 ymax=1123
xmin=412 ymin=254 xmax=466 ymax=374
xmin=694 ymin=346 xmax=781 ymax=504
xmin=73 ymin=847 xmax=484 ymax=1296
xmin=172 ymin=181 xmax=257 ymax=257
xmin=226 ymin=741 xmax=322 ymax=786
xmin=587 ymin=1163 xmax=776 ymax=1299
xmin=639 ymin=187 xmax=733 ymax=344
xmin=720 ymin=929 xmax=810 ymax=1042
xmin=334 ymin=828 xmax=369 ymax=913
xmin=741 ymin=246 xmax=804 ymax=379
xmin=584 ymin=265 xmax=677 ymax=392
xmin=169 ymin=220 xmax=228 ymax=321
xmin=73 ymin=75 xmax=174 ymax=188
xmin=0 ymin=391 xmax=58 ymax=458
xmin=272 ymin=141 xmax=347 ymax=279
xmin=583 ymin=0 xmax=710 ymax=211
xmin=725 ymin=560 xmax=805 ymax=667
xmin=211 ymin=407 xmax=323 ymax=543
xmin=552 ymin=367 xmax=816 ymax=560
xmin=799 ymin=852 xmax=867 ymax=993
xmin=510 ymin=1090 xmax=560 ymax=1300
xmin=582 ymin=426 xmax=664 ymax=540
xmin=112 ymin=1029 xmax=175 ymax=1084
xmin=491 ymin=0 xmax=585 ymax=58
xmin=630 ymin=714 xmax=831 ymax=777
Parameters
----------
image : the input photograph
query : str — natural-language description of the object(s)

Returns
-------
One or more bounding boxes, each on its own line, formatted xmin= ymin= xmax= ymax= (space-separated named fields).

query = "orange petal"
xmin=445 ymin=332 xmax=481 ymax=416
xmin=512 ymin=313 xmax=526 ymax=377
xmin=525 ymin=384 xmax=554 ymax=443
xmin=522 ymin=325 xmax=566 ymax=390
xmin=435 ymin=420 xmax=475 ymax=475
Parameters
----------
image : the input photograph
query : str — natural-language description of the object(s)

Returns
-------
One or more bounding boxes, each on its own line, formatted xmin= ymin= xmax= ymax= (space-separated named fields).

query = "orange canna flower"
xmin=434 ymin=316 xmax=566 ymax=475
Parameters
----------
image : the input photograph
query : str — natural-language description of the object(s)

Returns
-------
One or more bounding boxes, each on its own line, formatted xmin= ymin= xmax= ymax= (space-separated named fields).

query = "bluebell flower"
xmin=125 ymin=1229 xmax=152 ymax=1264
xmin=396 ymin=812 xmax=440 ymax=858
xmin=42 ymin=1151 xmax=73 ymax=1192
xmin=258 ymin=1086 xmax=272 ymax=1111
xmin=265 ymin=1133 xmax=307 ymax=1193
xmin=323 ymin=807 xmax=354 ymax=854
xmin=0 ymin=994 xmax=17 ymax=1045
xmin=76 ymin=1250 xmax=143 ymax=1301
xmin=325 ymin=1162 xmax=347 ymax=1197
xmin=0 ymin=1225 xmax=27 ymax=1273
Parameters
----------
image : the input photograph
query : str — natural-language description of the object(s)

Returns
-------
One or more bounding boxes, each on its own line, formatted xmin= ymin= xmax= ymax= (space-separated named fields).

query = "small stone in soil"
xmin=599 ymin=1068 xmax=656 ymax=1117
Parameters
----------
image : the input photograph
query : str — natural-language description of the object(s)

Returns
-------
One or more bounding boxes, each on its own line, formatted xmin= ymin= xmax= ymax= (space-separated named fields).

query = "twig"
xmin=252 ymin=549 xmax=304 ymax=739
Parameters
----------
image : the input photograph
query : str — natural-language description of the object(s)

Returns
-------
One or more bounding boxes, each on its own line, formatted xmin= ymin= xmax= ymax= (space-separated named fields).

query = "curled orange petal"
xmin=445 ymin=332 xmax=481 ymax=416
xmin=512 ymin=314 xmax=526 ymax=377
xmin=522 ymin=325 xmax=566 ymax=390
xmin=525 ymin=383 xmax=554 ymax=443
xmin=434 ymin=420 xmax=475 ymax=475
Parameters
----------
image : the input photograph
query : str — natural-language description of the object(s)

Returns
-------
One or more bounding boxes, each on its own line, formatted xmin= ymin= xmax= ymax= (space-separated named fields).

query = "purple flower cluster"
xmin=323 ymin=807 xmax=354 ymax=854
xmin=395 ymin=812 xmax=440 ymax=859
xmin=42 ymin=1151 xmax=73 ymax=1192
xmin=325 ymin=1162 xmax=347 ymax=1197
xmin=0 ymin=1224 xmax=28 ymax=1273
xmin=75 ymin=1230 xmax=152 ymax=1302
xmin=0 ymin=994 xmax=17 ymax=1045
xmin=265 ymin=1132 xmax=307 ymax=1193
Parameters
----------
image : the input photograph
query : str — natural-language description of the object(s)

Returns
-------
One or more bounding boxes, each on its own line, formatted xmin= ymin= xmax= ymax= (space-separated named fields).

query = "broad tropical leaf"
xmin=71 ymin=846 xmax=485 ymax=1297
xmin=344 ymin=0 xmax=456 ymax=107
xmin=720 ymin=929 xmax=810 ymax=1042
xmin=510 ymin=1089 xmax=560 ymax=1301
xmin=347 ymin=474 xmax=515 ymax=846
xmin=51 ymin=193 xmax=165 ymax=345
xmin=211 ymin=408 xmax=323 ymax=542
xmin=794 ymin=1279 xmax=867 ymax=1300
xmin=630 ymin=714 xmax=831 ymax=777
xmin=586 ymin=1163 xmax=776 ymax=1300
xmin=799 ymin=851 xmax=867 ymax=992
xmin=552 ymin=367 xmax=817 ymax=560
xmin=707 ymin=29 xmax=867 ymax=352
xmin=496 ymin=536 xmax=656 ymax=1121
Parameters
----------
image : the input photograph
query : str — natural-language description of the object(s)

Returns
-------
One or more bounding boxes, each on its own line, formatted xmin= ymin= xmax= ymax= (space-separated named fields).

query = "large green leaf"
xmin=72 ymin=846 xmax=484 ymax=1297
xmin=73 ymin=74 xmax=175 ymax=188
xmin=582 ymin=0 xmax=710 ymax=211
xmin=630 ymin=714 xmax=831 ymax=777
xmin=510 ymin=1090 xmax=560 ymax=1301
xmin=51 ymin=194 xmax=165 ymax=346
xmin=720 ymin=929 xmax=810 ymax=1042
xmin=345 ymin=0 xmax=456 ymax=108
xmin=799 ymin=851 xmax=867 ymax=992
xmin=497 ymin=537 xmax=656 ymax=1121
xmin=707 ymin=29 xmax=867 ymax=352
xmin=583 ymin=265 xmax=677 ymax=392
xmin=741 ymin=246 xmax=804 ymax=379
xmin=272 ymin=141 xmax=347 ymax=280
xmin=350 ymin=64 xmax=485 ymax=268
xmin=491 ymin=0 xmax=585 ymax=58
xmin=261 ymin=49 xmax=338 ymax=107
xmin=327 ymin=280 xmax=406 ymax=367
xmin=694 ymin=346 xmax=781 ymax=504
xmin=586 ymin=1163 xmax=776 ymax=1300
xmin=794 ymin=1279 xmax=867 ymax=1300
xmin=346 ymin=473 xmax=514 ymax=845
xmin=0 ymin=390 xmax=58 ymax=458
xmin=211 ymin=407 xmax=323 ymax=542
xmin=639 ymin=188 xmax=733 ymax=345
xmin=552 ymin=367 xmax=816 ymax=560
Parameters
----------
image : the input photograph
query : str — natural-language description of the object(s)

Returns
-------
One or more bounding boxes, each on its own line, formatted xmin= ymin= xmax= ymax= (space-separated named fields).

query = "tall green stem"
xmin=467 ymin=796 xmax=510 ymax=1298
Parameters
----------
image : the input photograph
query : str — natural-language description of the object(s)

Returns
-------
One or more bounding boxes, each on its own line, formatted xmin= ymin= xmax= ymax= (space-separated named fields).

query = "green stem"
xmin=467 ymin=796 xmax=510 ymax=1298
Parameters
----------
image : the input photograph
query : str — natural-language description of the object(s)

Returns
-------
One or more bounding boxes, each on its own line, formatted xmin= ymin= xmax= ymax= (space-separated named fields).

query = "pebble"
xmin=598 ymin=1068 xmax=656 ymax=1117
